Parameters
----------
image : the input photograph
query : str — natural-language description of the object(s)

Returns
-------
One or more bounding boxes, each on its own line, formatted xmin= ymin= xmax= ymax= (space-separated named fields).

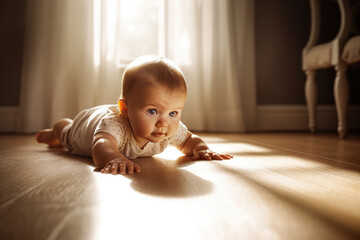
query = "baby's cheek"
xmin=138 ymin=123 xmax=152 ymax=135
xmin=132 ymin=118 xmax=151 ymax=136
xmin=167 ymin=123 xmax=179 ymax=136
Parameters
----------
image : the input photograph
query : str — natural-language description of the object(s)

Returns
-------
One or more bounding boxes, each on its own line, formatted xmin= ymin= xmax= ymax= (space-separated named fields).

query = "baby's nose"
xmin=156 ymin=117 xmax=168 ymax=127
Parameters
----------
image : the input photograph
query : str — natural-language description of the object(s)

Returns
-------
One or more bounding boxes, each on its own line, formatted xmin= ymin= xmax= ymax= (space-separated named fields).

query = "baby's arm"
xmin=92 ymin=132 xmax=140 ymax=175
xmin=178 ymin=132 xmax=233 ymax=160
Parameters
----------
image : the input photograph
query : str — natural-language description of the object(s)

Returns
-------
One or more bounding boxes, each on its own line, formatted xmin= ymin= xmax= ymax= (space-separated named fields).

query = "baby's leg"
xmin=36 ymin=118 xmax=73 ymax=147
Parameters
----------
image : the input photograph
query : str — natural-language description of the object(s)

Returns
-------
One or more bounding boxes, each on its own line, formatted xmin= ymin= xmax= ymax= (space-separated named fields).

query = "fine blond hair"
xmin=121 ymin=56 xmax=187 ymax=100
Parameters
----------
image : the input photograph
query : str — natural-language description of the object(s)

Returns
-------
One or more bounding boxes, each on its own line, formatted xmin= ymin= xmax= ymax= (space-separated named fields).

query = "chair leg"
xmin=334 ymin=63 xmax=349 ymax=139
xmin=305 ymin=70 xmax=317 ymax=133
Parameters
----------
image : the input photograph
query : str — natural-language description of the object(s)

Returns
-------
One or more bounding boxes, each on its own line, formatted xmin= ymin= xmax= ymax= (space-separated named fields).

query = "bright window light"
xmin=93 ymin=0 xmax=101 ymax=67
xmin=93 ymin=0 xmax=163 ymax=67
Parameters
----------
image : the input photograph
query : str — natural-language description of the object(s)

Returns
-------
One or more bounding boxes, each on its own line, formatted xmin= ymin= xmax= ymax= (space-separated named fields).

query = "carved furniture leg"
xmin=334 ymin=63 xmax=349 ymax=138
xmin=305 ymin=70 xmax=317 ymax=133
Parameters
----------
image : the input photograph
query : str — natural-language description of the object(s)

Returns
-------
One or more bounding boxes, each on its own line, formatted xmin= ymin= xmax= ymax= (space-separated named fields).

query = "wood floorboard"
xmin=0 ymin=133 xmax=359 ymax=240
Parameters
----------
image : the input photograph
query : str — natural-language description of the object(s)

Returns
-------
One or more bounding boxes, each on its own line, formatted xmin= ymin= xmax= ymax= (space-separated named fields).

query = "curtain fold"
xmin=17 ymin=0 xmax=255 ymax=133
xmin=17 ymin=0 xmax=124 ymax=132
xmin=165 ymin=0 xmax=254 ymax=132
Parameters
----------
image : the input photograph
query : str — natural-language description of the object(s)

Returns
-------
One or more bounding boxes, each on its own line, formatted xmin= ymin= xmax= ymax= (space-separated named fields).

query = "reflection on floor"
xmin=0 ymin=132 xmax=359 ymax=240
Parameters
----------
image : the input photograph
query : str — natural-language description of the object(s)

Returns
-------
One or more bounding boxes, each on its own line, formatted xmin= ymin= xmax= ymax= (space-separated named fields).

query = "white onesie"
xmin=60 ymin=105 xmax=188 ymax=159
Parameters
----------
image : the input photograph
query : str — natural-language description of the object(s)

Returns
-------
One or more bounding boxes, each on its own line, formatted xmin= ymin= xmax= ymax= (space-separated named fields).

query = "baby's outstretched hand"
xmin=192 ymin=149 xmax=233 ymax=161
xmin=101 ymin=158 xmax=141 ymax=175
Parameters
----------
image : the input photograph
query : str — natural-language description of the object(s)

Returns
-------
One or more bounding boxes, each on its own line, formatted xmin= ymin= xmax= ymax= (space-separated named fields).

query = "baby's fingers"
xmin=101 ymin=164 xmax=113 ymax=174
xmin=111 ymin=163 xmax=119 ymax=175
xmin=127 ymin=162 xmax=134 ymax=174
xmin=192 ymin=151 xmax=233 ymax=161
xmin=100 ymin=160 xmax=141 ymax=175
xmin=126 ymin=162 xmax=141 ymax=174
xmin=218 ymin=153 xmax=233 ymax=159
xmin=209 ymin=153 xmax=223 ymax=160
xmin=134 ymin=164 xmax=141 ymax=173
xmin=119 ymin=162 xmax=126 ymax=175
xmin=192 ymin=152 xmax=211 ymax=160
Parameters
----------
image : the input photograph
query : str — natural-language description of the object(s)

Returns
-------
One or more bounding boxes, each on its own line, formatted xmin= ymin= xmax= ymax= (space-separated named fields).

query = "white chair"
xmin=302 ymin=0 xmax=351 ymax=138
xmin=342 ymin=35 xmax=360 ymax=66
xmin=342 ymin=0 xmax=360 ymax=67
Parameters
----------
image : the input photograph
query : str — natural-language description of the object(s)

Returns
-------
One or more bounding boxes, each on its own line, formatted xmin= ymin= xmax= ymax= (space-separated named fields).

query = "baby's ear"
xmin=118 ymin=99 xmax=128 ymax=118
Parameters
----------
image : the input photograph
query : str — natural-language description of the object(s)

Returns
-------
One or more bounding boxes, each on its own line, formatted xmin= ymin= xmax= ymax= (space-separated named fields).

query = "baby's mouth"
xmin=152 ymin=132 xmax=165 ymax=138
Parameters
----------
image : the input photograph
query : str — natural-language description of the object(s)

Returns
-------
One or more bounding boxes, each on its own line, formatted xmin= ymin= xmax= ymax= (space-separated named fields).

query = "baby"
xmin=36 ymin=56 xmax=233 ymax=175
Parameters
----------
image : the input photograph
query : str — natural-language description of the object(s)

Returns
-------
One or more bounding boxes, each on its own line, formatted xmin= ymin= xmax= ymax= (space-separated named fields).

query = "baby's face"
xmin=125 ymin=83 xmax=187 ymax=148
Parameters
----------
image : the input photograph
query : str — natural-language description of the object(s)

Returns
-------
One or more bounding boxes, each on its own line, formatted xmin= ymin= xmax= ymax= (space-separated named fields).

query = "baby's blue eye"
xmin=147 ymin=109 xmax=158 ymax=115
xmin=169 ymin=111 xmax=177 ymax=117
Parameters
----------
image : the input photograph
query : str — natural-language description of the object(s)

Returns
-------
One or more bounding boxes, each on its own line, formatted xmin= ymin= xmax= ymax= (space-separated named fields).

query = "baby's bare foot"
xmin=36 ymin=129 xmax=62 ymax=147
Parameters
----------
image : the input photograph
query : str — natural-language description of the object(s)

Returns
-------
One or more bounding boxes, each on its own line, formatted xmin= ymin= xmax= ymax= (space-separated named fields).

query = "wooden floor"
xmin=0 ymin=132 xmax=360 ymax=240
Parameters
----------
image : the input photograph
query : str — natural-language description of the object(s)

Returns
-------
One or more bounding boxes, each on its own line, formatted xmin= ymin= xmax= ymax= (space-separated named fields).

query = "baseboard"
xmin=0 ymin=107 xmax=19 ymax=132
xmin=257 ymin=105 xmax=360 ymax=131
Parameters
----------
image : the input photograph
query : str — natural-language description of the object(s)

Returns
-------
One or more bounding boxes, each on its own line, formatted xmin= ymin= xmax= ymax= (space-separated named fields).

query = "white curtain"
xmin=17 ymin=0 xmax=124 ymax=132
xmin=165 ymin=0 xmax=255 ymax=132
xmin=17 ymin=0 xmax=256 ymax=133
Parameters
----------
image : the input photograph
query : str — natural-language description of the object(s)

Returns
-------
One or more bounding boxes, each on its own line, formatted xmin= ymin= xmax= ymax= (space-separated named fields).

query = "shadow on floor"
xmin=36 ymin=146 xmax=213 ymax=198
xmin=125 ymin=156 xmax=213 ymax=198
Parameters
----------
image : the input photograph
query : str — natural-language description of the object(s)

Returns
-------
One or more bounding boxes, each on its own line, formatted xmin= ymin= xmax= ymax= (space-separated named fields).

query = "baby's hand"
xmin=192 ymin=149 xmax=233 ymax=161
xmin=101 ymin=158 xmax=141 ymax=175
